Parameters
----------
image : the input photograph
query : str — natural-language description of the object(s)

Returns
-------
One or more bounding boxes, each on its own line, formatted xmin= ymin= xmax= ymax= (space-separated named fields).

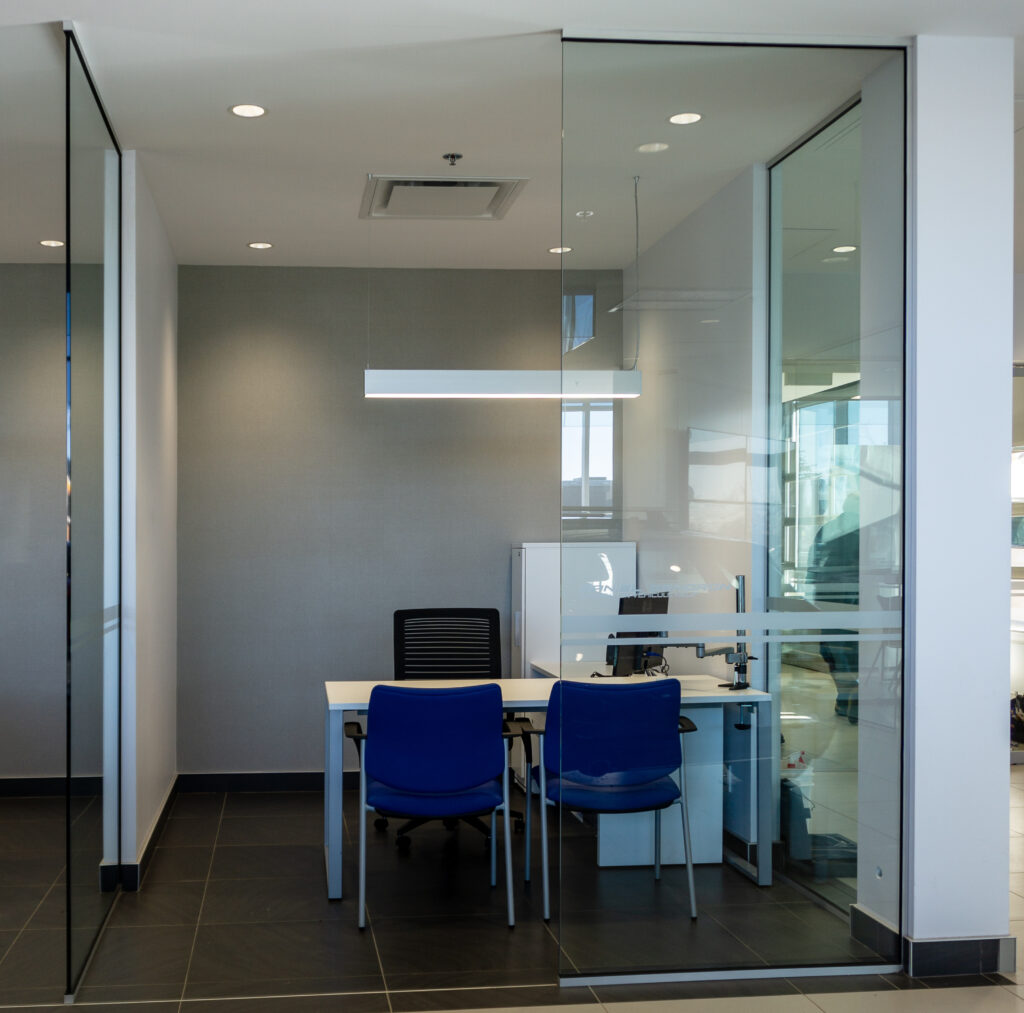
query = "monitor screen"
xmin=611 ymin=593 xmax=669 ymax=675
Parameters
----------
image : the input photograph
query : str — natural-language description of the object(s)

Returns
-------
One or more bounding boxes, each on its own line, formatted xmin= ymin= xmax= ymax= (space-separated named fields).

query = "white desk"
xmin=323 ymin=675 xmax=772 ymax=899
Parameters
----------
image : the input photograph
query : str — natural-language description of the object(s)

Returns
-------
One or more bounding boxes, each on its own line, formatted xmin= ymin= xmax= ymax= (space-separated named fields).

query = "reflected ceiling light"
xmin=833 ymin=245 xmax=857 ymax=253
xmin=548 ymin=246 xmax=572 ymax=254
xmin=669 ymin=564 xmax=682 ymax=573
xmin=364 ymin=369 xmax=641 ymax=399
xmin=700 ymin=319 xmax=719 ymax=325
xmin=230 ymin=103 xmax=265 ymax=117
xmin=248 ymin=241 xmax=273 ymax=250
xmin=822 ymin=256 xmax=848 ymax=263
xmin=575 ymin=210 xmax=595 ymax=218
xmin=669 ymin=112 xmax=702 ymax=125
xmin=39 ymin=239 xmax=64 ymax=248
xmin=636 ymin=142 xmax=669 ymax=153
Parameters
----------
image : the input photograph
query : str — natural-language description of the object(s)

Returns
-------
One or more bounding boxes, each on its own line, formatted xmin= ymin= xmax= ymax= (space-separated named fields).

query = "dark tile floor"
xmin=0 ymin=789 xmax=1013 ymax=1011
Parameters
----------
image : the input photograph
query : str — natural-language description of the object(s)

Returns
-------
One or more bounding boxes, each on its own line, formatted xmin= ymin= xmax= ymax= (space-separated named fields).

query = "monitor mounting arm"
xmin=694 ymin=574 xmax=756 ymax=690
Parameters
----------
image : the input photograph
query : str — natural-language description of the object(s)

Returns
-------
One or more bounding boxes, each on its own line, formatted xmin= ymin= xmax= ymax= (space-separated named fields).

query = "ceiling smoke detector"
xmin=359 ymin=174 xmax=527 ymax=220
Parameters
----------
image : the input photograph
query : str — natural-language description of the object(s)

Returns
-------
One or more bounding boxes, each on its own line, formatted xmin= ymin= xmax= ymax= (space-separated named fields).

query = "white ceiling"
xmin=0 ymin=0 xmax=1022 ymax=271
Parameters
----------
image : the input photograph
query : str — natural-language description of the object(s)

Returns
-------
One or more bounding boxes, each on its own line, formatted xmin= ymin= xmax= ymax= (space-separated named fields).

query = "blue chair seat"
xmin=368 ymin=777 xmax=504 ymax=818
xmin=539 ymin=772 xmax=679 ymax=813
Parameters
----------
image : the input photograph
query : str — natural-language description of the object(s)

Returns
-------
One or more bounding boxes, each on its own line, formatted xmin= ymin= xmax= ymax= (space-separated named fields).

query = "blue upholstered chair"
xmin=527 ymin=678 xmax=697 ymax=921
xmin=346 ymin=683 xmax=515 ymax=928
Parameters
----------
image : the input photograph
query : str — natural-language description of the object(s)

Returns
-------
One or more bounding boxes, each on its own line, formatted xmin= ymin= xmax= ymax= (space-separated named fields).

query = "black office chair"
xmin=394 ymin=608 xmax=502 ymax=682
xmin=383 ymin=607 xmax=528 ymax=847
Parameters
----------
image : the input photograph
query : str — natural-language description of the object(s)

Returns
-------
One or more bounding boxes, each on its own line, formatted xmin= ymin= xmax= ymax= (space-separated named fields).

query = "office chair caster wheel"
xmin=374 ymin=817 xmax=388 ymax=832
xmin=396 ymin=834 xmax=411 ymax=853
xmin=442 ymin=818 xmax=458 ymax=831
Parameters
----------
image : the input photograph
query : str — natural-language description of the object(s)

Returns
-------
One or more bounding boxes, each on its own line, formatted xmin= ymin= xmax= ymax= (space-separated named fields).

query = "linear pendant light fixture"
xmin=364 ymin=369 xmax=641 ymax=399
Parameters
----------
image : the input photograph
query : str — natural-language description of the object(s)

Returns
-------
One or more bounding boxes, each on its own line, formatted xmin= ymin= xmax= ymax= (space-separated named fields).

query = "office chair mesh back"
xmin=546 ymin=679 xmax=682 ymax=786
xmin=365 ymin=683 xmax=505 ymax=793
xmin=394 ymin=608 xmax=501 ymax=680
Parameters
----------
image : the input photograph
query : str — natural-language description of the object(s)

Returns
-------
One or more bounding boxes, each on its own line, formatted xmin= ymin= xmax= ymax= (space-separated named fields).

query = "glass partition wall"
xmin=66 ymin=31 xmax=121 ymax=995
xmin=558 ymin=40 xmax=904 ymax=978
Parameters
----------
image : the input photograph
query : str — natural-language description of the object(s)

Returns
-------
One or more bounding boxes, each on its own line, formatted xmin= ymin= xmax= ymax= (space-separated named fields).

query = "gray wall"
xmin=177 ymin=266 xmax=589 ymax=773
xmin=0 ymin=265 xmax=66 ymax=778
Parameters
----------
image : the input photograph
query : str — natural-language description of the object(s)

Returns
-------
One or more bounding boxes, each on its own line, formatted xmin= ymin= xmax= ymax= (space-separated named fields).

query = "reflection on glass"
xmin=560 ymin=39 xmax=904 ymax=978
xmin=67 ymin=32 xmax=120 ymax=994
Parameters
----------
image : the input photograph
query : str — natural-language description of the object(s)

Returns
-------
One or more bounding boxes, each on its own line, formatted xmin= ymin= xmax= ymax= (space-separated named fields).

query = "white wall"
xmin=121 ymin=151 xmax=178 ymax=863
xmin=905 ymin=35 xmax=1014 ymax=942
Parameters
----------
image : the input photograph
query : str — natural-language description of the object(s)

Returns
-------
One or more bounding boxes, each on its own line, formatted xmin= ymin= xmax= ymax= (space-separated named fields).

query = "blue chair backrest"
xmin=545 ymin=679 xmax=682 ymax=786
xmin=365 ymin=683 xmax=505 ymax=793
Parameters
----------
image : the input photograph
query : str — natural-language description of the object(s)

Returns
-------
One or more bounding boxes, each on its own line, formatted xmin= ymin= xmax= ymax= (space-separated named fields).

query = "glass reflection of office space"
xmin=560 ymin=38 xmax=905 ymax=978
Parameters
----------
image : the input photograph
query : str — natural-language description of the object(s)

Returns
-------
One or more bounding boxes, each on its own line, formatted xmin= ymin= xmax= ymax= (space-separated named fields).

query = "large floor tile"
xmin=390 ymin=985 xmax=598 ymax=1011
xmin=158 ymin=816 xmax=221 ymax=847
xmin=179 ymin=994 xmax=390 ymax=1012
xmin=222 ymin=791 xmax=324 ymax=819
xmin=169 ymin=792 xmax=225 ymax=819
xmin=0 ymin=854 xmax=64 ymax=888
xmin=108 ymin=881 xmax=205 ymax=927
xmin=0 ymin=928 xmax=66 ymax=989
xmin=210 ymin=843 xmax=325 ymax=880
xmin=143 ymin=845 xmax=214 ymax=884
xmin=0 ymin=820 xmax=65 ymax=854
xmin=596 ymin=996 xmax=822 ymax=1012
xmin=217 ymin=813 xmax=324 ymax=846
xmin=184 ymin=919 xmax=384 ymax=997
xmin=0 ymin=886 xmax=48 ymax=931
xmin=200 ymin=876 xmax=347 ymax=924
xmin=591 ymin=979 xmax=800 ymax=1003
xmin=374 ymin=914 xmax=557 ymax=990
xmin=558 ymin=908 xmax=763 ymax=975
xmin=80 ymin=924 xmax=195 ymax=992
xmin=807 ymin=985 xmax=1024 ymax=1011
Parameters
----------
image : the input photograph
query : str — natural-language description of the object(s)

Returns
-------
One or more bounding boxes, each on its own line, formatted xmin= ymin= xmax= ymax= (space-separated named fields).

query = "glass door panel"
xmin=66 ymin=33 xmax=120 ymax=993
xmin=559 ymin=39 xmax=904 ymax=978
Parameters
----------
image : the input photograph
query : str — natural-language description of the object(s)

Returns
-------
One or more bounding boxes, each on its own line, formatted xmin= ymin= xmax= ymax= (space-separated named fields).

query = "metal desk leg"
xmin=755 ymin=698 xmax=773 ymax=886
xmin=325 ymin=705 xmax=345 ymax=899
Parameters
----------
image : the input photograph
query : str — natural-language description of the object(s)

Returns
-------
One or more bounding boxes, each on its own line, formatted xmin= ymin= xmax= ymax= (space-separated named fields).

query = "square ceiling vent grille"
xmin=359 ymin=174 xmax=527 ymax=220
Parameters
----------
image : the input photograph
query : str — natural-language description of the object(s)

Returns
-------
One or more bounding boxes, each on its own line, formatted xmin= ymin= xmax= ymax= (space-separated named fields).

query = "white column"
xmin=905 ymin=35 xmax=1014 ymax=941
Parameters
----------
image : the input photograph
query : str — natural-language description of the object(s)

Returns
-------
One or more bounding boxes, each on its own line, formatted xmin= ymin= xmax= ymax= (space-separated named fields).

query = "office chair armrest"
xmin=504 ymin=717 xmax=540 ymax=737
xmin=344 ymin=720 xmax=367 ymax=741
xmin=678 ymin=715 xmax=698 ymax=735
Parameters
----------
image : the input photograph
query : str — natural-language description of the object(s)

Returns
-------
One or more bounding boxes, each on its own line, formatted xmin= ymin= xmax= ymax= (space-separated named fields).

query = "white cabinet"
xmin=510 ymin=542 xmax=637 ymax=677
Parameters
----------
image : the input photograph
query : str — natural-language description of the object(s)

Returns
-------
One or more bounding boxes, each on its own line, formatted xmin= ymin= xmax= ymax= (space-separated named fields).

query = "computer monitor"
xmin=610 ymin=593 xmax=669 ymax=675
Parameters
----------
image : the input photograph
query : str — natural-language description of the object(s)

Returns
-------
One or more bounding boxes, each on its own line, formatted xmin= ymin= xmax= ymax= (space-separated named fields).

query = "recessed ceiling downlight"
xmin=231 ymin=104 xmax=266 ymax=118
xmin=575 ymin=210 xmax=595 ymax=218
xmin=39 ymin=239 xmax=64 ymax=248
xmin=248 ymin=241 xmax=273 ymax=250
xmin=669 ymin=112 xmax=702 ymax=125
xmin=636 ymin=142 xmax=669 ymax=153
xmin=549 ymin=246 xmax=572 ymax=254
xmin=833 ymin=245 xmax=858 ymax=253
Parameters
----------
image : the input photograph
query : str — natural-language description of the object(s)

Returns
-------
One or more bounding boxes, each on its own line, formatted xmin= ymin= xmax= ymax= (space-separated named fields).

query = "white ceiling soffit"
xmin=359 ymin=175 xmax=527 ymax=220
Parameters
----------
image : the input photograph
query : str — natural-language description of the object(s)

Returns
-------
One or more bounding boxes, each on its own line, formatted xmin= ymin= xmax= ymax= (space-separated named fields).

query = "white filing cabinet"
xmin=510 ymin=541 xmax=637 ymax=676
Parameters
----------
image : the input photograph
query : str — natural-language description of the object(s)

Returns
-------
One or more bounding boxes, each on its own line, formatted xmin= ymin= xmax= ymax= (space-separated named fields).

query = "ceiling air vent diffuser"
xmin=359 ymin=174 xmax=527 ymax=220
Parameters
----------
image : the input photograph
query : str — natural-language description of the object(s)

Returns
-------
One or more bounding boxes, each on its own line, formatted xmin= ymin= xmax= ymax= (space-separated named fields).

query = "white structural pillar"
xmin=905 ymin=35 xmax=1013 ymax=969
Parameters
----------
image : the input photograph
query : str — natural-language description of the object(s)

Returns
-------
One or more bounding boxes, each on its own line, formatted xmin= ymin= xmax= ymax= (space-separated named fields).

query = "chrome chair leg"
xmin=539 ymin=734 xmax=550 ymax=921
xmin=679 ymin=740 xmax=697 ymax=919
xmin=358 ymin=751 xmax=368 ymax=929
xmin=654 ymin=808 xmax=662 ymax=880
xmin=502 ymin=760 xmax=515 ymax=927
xmin=524 ymin=759 xmax=532 ymax=882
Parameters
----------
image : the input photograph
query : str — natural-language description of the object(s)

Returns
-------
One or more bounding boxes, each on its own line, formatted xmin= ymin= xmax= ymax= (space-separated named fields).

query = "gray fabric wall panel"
xmin=176 ymin=266 xmax=594 ymax=773
xmin=0 ymin=265 xmax=66 ymax=778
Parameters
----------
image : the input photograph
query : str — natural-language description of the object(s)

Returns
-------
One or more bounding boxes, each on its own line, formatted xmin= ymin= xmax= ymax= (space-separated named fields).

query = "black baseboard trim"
xmin=850 ymin=905 xmax=901 ymax=962
xmin=904 ymin=934 xmax=1015 ymax=976
xmin=175 ymin=771 xmax=334 ymax=792
xmin=122 ymin=779 xmax=179 ymax=891
xmin=0 ymin=775 xmax=102 ymax=797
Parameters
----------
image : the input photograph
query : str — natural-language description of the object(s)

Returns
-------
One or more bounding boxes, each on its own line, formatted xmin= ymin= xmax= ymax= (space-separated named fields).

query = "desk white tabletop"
xmin=325 ymin=670 xmax=768 ymax=710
